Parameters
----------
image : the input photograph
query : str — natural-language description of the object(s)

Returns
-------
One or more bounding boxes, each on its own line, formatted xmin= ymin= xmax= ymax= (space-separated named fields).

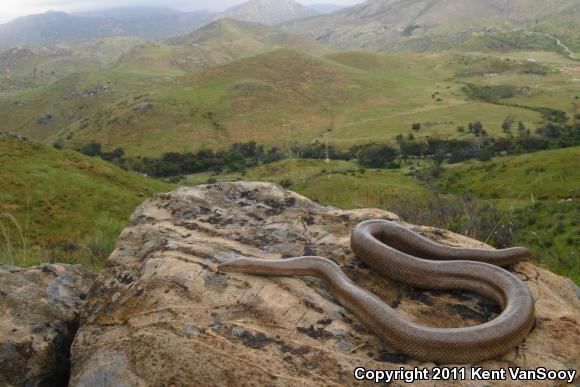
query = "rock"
xmin=63 ymin=90 xmax=79 ymax=100
xmin=70 ymin=182 xmax=580 ymax=386
xmin=133 ymin=102 xmax=154 ymax=113
xmin=0 ymin=263 xmax=95 ymax=387
xmin=37 ymin=114 xmax=54 ymax=126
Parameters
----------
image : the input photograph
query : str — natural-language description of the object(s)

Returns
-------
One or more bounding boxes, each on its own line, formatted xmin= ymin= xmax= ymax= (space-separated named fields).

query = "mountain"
xmin=0 ymin=11 xmax=127 ymax=51
xmin=307 ymin=3 xmax=347 ymax=14
xmin=114 ymin=19 xmax=332 ymax=75
xmin=0 ymin=37 xmax=142 ymax=90
xmin=0 ymin=8 xmax=213 ymax=51
xmin=74 ymin=6 xmax=184 ymax=20
xmin=283 ymin=0 xmax=580 ymax=53
xmin=168 ymin=19 xmax=331 ymax=57
xmin=75 ymin=7 xmax=215 ymax=39
xmin=0 ymin=1 xmax=317 ymax=52
xmin=218 ymin=0 xmax=317 ymax=25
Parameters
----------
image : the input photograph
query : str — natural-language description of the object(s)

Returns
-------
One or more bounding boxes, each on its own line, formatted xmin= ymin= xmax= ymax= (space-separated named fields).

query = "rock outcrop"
xmin=70 ymin=182 xmax=580 ymax=386
xmin=0 ymin=263 xmax=96 ymax=387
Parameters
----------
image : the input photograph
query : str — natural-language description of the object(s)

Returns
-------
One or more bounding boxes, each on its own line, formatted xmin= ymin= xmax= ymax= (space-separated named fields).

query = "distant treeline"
xmin=72 ymin=122 xmax=579 ymax=178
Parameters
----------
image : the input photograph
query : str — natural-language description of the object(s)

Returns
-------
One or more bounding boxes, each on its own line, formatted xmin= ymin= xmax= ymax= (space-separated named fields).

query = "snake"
xmin=218 ymin=219 xmax=535 ymax=363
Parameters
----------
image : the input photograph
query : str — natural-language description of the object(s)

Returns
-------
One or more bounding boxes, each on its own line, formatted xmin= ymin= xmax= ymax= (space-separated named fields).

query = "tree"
xmin=501 ymin=115 xmax=514 ymax=135
xmin=357 ymin=144 xmax=399 ymax=168
xmin=469 ymin=121 xmax=483 ymax=136
xmin=78 ymin=141 xmax=102 ymax=157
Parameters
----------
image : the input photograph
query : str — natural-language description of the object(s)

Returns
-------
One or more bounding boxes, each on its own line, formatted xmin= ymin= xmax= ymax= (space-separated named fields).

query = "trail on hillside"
xmin=545 ymin=33 xmax=578 ymax=60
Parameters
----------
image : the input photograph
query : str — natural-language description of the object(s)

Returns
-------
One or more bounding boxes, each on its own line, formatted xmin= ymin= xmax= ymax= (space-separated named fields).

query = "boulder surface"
xmin=70 ymin=182 xmax=580 ymax=386
xmin=0 ymin=263 xmax=95 ymax=386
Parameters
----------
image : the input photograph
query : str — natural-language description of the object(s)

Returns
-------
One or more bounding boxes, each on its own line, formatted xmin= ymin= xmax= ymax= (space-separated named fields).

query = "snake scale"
xmin=218 ymin=220 xmax=535 ymax=363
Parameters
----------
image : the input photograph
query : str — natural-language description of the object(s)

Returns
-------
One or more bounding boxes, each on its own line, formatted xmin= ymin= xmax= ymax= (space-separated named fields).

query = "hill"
xmin=440 ymin=147 xmax=579 ymax=282
xmin=3 ymin=47 xmax=577 ymax=157
xmin=308 ymin=3 xmax=347 ymax=14
xmin=0 ymin=9 xmax=213 ymax=51
xmin=0 ymin=37 xmax=143 ymax=90
xmin=218 ymin=0 xmax=317 ymax=25
xmin=185 ymin=158 xmax=429 ymax=209
xmin=101 ymin=19 xmax=333 ymax=76
xmin=0 ymin=133 xmax=172 ymax=269
xmin=283 ymin=0 xmax=580 ymax=55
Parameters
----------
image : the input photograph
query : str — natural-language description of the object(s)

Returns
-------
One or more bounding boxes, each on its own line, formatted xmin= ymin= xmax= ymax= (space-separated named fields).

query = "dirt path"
xmin=545 ymin=34 xmax=578 ymax=60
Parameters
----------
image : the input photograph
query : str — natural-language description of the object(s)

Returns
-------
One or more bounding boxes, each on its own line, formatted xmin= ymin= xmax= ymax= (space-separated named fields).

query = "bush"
xmin=356 ymin=143 xmax=399 ymax=168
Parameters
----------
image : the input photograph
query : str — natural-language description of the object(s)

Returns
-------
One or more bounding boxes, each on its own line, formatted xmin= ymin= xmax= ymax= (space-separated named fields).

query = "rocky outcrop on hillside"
xmin=70 ymin=182 xmax=579 ymax=386
xmin=0 ymin=263 xmax=95 ymax=387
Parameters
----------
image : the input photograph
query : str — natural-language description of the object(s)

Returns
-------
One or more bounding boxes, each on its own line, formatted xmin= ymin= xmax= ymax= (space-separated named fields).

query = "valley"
xmin=0 ymin=1 xmax=578 ymax=285
xmin=1 ymin=23 xmax=577 ymax=156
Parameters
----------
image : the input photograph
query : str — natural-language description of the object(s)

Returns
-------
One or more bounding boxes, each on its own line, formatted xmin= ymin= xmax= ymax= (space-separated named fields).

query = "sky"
xmin=0 ymin=0 xmax=361 ymax=24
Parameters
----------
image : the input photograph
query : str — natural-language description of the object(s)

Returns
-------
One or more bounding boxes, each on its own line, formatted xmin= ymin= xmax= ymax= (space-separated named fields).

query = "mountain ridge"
xmin=0 ymin=0 xmax=330 ymax=51
xmin=282 ymin=0 xmax=580 ymax=53
xmin=217 ymin=0 xmax=317 ymax=25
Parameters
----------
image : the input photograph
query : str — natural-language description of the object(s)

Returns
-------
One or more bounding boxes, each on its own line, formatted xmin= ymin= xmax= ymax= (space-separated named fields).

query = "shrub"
xmin=357 ymin=144 xmax=399 ymax=168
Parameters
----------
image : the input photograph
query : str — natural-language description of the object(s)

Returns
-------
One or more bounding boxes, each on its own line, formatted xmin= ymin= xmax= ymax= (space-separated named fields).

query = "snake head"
xmin=510 ymin=247 xmax=533 ymax=261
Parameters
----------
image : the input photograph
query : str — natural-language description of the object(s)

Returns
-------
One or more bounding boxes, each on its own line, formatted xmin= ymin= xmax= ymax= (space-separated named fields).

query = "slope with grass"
xmin=52 ymin=50 xmax=575 ymax=155
xmin=439 ymin=147 xmax=579 ymax=282
xmin=185 ymin=158 xmax=429 ymax=210
xmin=0 ymin=37 xmax=142 ymax=90
xmin=0 ymin=133 xmax=172 ymax=269
xmin=0 ymin=26 xmax=577 ymax=158
xmin=283 ymin=0 xmax=580 ymax=55
xmin=114 ymin=19 xmax=332 ymax=76
xmin=217 ymin=0 xmax=317 ymax=25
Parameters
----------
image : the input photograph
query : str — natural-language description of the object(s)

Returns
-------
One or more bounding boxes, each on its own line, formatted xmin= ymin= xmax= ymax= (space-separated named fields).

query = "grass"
xmin=0 ymin=133 xmax=173 ymax=270
xmin=439 ymin=147 xmax=579 ymax=283
xmin=185 ymin=158 xmax=429 ymax=210
xmin=440 ymin=147 xmax=579 ymax=203
xmin=1 ymin=46 xmax=577 ymax=157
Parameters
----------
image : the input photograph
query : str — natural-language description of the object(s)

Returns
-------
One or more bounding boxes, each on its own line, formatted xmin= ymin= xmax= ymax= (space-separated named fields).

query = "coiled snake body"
xmin=218 ymin=220 xmax=535 ymax=363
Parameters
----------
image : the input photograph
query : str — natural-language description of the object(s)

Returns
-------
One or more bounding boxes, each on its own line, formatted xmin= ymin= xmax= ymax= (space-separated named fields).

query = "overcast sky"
xmin=0 ymin=0 xmax=361 ymax=24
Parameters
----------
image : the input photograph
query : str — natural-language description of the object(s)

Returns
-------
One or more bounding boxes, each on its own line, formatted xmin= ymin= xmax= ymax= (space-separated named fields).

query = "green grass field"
xmin=1 ymin=43 xmax=577 ymax=157
xmin=185 ymin=158 xmax=429 ymax=209
xmin=0 ymin=133 xmax=173 ymax=269
xmin=440 ymin=147 xmax=579 ymax=282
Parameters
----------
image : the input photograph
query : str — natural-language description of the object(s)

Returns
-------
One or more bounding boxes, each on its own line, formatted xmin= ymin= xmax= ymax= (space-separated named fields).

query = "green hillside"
xmin=441 ymin=147 xmax=579 ymax=202
xmin=283 ymin=0 xmax=580 ymax=55
xmin=0 ymin=133 xmax=172 ymax=269
xmin=114 ymin=19 xmax=332 ymax=76
xmin=185 ymin=158 xmax=429 ymax=209
xmin=4 ymin=48 xmax=574 ymax=157
xmin=0 ymin=16 xmax=577 ymax=158
xmin=0 ymin=37 xmax=143 ymax=89
xmin=440 ymin=147 xmax=579 ymax=282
